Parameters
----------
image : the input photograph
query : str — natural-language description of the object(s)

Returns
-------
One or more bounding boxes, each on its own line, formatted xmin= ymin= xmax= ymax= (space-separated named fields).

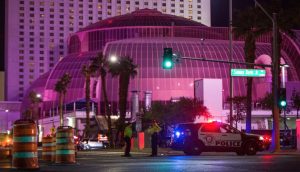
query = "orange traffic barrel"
xmin=12 ymin=119 xmax=39 ymax=169
xmin=42 ymin=136 xmax=56 ymax=162
xmin=55 ymin=126 xmax=75 ymax=164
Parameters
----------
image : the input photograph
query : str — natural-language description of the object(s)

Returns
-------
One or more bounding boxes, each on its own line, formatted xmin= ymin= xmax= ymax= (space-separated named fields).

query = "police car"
xmin=171 ymin=122 xmax=271 ymax=156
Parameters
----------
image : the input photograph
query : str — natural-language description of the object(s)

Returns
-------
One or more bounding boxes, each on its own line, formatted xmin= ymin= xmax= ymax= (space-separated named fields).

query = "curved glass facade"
xmin=22 ymin=9 xmax=300 ymax=117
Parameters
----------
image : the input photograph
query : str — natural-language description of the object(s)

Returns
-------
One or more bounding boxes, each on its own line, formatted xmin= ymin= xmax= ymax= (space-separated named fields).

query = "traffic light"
xmin=162 ymin=48 xmax=173 ymax=69
xmin=279 ymin=88 xmax=287 ymax=109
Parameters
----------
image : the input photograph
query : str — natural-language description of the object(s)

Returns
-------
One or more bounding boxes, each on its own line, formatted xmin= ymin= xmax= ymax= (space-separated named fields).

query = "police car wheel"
xmin=183 ymin=142 xmax=203 ymax=155
xmin=245 ymin=142 xmax=257 ymax=156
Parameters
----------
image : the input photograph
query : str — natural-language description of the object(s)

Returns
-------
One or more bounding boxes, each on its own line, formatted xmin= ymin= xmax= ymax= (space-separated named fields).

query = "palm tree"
xmin=108 ymin=56 xmax=137 ymax=133
xmin=28 ymin=91 xmax=42 ymax=120
xmin=90 ymin=53 xmax=114 ymax=147
xmin=81 ymin=64 xmax=92 ymax=138
xmin=233 ymin=7 xmax=267 ymax=133
xmin=54 ymin=73 xmax=72 ymax=126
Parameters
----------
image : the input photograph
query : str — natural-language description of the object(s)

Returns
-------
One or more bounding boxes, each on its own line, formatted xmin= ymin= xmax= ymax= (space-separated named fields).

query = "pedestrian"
xmin=147 ymin=120 xmax=162 ymax=156
xmin=123 ymin=123 xmax=133 ymax=157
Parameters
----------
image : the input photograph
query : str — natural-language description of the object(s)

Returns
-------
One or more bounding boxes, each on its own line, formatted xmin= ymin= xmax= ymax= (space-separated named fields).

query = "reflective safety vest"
xmin=147 ymin=124 xmax=161 ymax=135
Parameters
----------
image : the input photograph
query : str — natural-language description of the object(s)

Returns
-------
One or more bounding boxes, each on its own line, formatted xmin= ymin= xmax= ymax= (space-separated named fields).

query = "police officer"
xmin=123 ymin=123 xmax=133 ymax=157
xmin=147 ymin=120 xmax=161 ymax=156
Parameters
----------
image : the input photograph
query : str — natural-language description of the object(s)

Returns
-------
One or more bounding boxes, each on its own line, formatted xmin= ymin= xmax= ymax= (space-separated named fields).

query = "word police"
xmin=215 ymin=140 xmax=241 ymax=147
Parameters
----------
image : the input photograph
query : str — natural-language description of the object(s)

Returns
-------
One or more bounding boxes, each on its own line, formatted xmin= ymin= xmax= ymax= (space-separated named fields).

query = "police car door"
xmin=219 ymin=124 xmax=242 ymax=150
xmin=198 ymin=123 xmax=223 ymax=149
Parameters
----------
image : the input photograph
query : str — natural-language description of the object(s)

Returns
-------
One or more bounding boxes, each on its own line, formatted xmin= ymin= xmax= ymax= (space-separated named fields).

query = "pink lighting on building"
xmin=20 ymin=9 xmax=300 ymax=118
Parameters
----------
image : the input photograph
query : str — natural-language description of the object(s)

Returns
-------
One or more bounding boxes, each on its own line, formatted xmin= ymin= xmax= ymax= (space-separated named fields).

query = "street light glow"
xmin=36 ymin=93 xmax=42 ymax=98
xmin=109 ymin=55 xmax=118 ymax=63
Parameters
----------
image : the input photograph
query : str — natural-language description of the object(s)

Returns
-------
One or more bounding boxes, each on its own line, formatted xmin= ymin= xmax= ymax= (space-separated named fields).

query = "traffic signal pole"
xmin=272 ymin=13 xmax=281 ymax=152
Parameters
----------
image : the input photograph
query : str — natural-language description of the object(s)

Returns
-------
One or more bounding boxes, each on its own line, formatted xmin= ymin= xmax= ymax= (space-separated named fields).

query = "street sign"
xmin=231 ymin=69 xmax=266 ymax=77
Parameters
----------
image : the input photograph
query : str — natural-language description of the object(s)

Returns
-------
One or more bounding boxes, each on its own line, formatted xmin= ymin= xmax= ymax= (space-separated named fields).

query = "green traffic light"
xmin=280 ymin=100 xmax=287 ymax=107
xmin=163 ymin=61 xmax=173 ymax=69
xmin=162 ymin=48 xmax=174 ymax=69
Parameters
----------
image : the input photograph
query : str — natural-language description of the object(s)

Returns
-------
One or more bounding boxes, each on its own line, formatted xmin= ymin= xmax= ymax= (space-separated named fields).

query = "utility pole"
xmin=254 ymin=0 xmax=280 ymax=152
xmin=272 ymin=13 xmax=280 ymax=152
xmin=229 ymin=0 xmax=233 ymax=127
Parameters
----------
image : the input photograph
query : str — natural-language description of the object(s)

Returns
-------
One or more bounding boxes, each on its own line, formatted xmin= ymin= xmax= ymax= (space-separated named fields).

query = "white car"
xmin=80 ymin=139 xmax=104 ymax=150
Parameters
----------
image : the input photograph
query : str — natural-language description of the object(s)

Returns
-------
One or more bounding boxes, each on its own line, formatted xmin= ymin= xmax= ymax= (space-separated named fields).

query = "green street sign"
xmin=231 ymin=69 xmax=266 ymax=77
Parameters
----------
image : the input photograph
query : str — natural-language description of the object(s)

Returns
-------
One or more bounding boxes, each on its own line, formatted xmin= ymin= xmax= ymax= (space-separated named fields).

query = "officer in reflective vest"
xmin=123 ymin=123 xmax=133 ymax=157
xmin=147 ymin=120 xmax=161 ymax=156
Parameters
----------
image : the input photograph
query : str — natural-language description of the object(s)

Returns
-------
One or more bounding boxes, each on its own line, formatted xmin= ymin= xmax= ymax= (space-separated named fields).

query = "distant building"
xmin=0 ymin=101 xmax=21 ymax=132
xmin=5 ymin=0 xmax=211 ymax=101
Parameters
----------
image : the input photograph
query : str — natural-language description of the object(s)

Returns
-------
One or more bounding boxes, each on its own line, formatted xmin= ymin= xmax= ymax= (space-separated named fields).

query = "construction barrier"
xmin=12 ymin=119 xmax=39 ymax=169
xmin=55 ymin=126 xmax=75 ymax=164
xmin=42 ymin=136 xmax=55 ymax=162
xmin=138 ymin=132 xmax=145 ymax=150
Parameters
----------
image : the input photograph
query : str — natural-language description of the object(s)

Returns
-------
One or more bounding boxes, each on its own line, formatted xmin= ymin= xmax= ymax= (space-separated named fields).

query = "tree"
xmin=144 ymin=97 xmax=210 ymax=126
xmin=259 ymin=92 xmax=273 ymax=110
xmin=291 ymin=89 xmax=300 ymax=118
xmin=108 ymin=57 xmax=137 ymax=132
xmin=227 ymin=96 xmax=247 ymax=128
xmin=90 ymin=53 xmax=114 ymax=147
xmin=27 ymin=91 xmax=42 ymax=120
xmin=54 ymin=73 xmax=72 ymax=126
xmin=81 ymin=64 xmax=92 ymax=137
xmin=233 ymin=7 xmax=267 ymax=133
xmin=28 ymin=91 xmax=42 ymax=141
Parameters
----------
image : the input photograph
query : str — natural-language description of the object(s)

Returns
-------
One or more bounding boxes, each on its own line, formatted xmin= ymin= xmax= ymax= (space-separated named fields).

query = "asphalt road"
xmin=1 ymin=151 xmax=300 ymax=172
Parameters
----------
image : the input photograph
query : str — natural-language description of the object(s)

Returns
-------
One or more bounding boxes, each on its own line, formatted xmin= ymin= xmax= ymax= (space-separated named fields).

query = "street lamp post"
xmin=254 ymin=0 xmax=280 ymax=152
xmin=229 ymin=0 xmax=234 ymax=127
xmin=281 ymin=64 xmax=289 ymax=130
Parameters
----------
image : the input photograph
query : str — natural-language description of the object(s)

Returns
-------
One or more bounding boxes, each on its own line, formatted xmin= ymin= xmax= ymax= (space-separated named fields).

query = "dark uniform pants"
xmin=151 ymin=133 xmax=158 ymax=156
xmin=124 ymin=136 xmax=131 ymax=156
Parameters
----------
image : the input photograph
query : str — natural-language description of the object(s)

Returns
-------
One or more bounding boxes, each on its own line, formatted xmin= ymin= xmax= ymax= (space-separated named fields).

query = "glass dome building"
xmin=22 ymin=9 xmax=300 ymax=119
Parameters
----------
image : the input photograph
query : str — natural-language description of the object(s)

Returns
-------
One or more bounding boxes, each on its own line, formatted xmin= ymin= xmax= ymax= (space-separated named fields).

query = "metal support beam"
xmin=180 ymin=57 xmax=273 ymax=68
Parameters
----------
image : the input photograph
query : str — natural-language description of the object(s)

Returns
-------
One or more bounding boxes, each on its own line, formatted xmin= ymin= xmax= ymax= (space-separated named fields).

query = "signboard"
xmin=231 ymin=69 xmax=266 ymax=77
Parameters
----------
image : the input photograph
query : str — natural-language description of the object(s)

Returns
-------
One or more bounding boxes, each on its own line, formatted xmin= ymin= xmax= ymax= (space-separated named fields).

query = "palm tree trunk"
xmin=101 ymin=74 xmax=114 ymax=148
xmin=85 ymin=75 xmax=91 ymax=138
xmin=119 ymin=73 xmax=130 ymax=129
xmin=59 ymin=93 xmax=64 ymax=126
xmin=116 ymin=73 xmax=130 ymax=147
xmin=245 ymin=78 xmax=253 ymax=133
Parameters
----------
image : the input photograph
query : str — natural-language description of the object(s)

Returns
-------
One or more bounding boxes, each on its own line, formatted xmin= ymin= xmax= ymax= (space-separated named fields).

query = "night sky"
xmin=0 ymin=0 xmax=4 ymax=71
xmin=211 ymin=0 xmax=254 ymax=27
